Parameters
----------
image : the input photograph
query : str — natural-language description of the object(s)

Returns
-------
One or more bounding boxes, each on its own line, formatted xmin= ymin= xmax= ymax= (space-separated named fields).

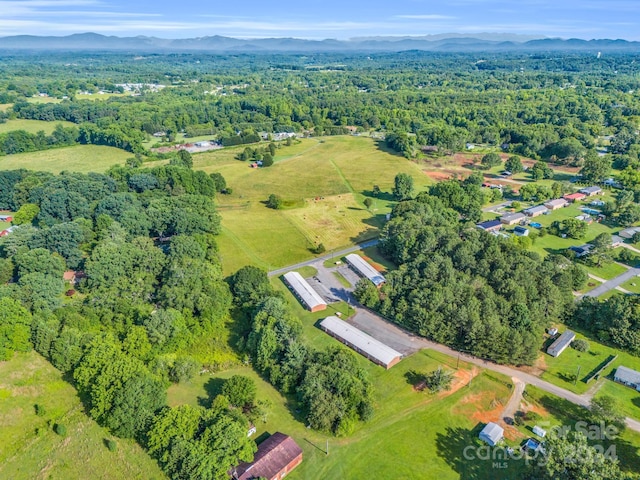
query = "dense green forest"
xmin=355 ymin=180 xmax=585 ymax=365
xmin=0 ymin=51 xmax=639 ymax=164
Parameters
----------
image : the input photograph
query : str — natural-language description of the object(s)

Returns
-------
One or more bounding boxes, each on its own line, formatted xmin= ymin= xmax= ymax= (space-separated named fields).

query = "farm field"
xmin=193 ymin=136 xmax=430 ymax=274
xmin=0 ymin=144 xmax=131 ymax=173
xmin=0 ymin=351 xmax=166 ymax=480
xmin=0 ymin=119 xmax=76 ymax=135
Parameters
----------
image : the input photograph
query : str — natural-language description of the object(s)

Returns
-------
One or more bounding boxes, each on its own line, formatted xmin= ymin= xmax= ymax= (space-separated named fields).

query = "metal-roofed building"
xmin=524 ymin=205 xmax=549 ymax=217
xmin=283 ymin=271 xmax=327 ymax=312
xmin=614 ymin=366 xmax=640 ymax=391
xmin=345 ymin=253 xmax=386 ymax=287
xmin=544 ymin=198 xmax=569 ymax=210
xmin=547 ymin=330 xmax=576 ymax=357
xmin=479 ymin=422 xmax=504 ymax=446
xmin=500 ymin=212 xmax=526 ymax=225
xmin=580 ymin=186 xmax=603 ymax=196
xmin=231 ymin=432 xmax=303 ymax=480
xmin=319 ymin=316 xmax=402 ymax=369
xmin=476 ymin=220 xmax=502 ymax=232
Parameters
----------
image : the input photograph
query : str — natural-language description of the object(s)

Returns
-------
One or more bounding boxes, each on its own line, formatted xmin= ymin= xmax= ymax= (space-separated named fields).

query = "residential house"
xmin=544 ymin=198 xmax=569 ymax=210
xmin=500 ymin=212 xmax=526 ymax=225
xmin=547 ymin=330 xmax=576 ymax=357
xmin=614 ymin=366 xmax=640 ymax=391
xmin=479 ymin=422 xmax=504 ymax=447
xmin=619 ymin=227 xmax=640 ymax=239
xmin=568 ymin=245 xmax=592 ymax=258
xmin=514 ymin=226 xmax=529 ymax=237
xmin=524 ymin=205 xmax=549 ymax=217
xmin=564 ymin=192 xmax=587 ymax=203
xmin=476 ymin=220 xmax=502 ymax=233
xmin=580 ymin=186 xmax=603 ymax=197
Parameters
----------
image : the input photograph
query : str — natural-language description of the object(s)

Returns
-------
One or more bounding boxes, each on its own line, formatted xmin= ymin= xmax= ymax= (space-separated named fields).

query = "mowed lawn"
xmin=0 ymin=119 xmax=76 ymax=135
xmin=193 ymin=136 xmax=430 ymax=274
xmin=0 ymin=351 xmax=166 ymax=480
xmin=0 ymin=145 xmax=131 ymax=173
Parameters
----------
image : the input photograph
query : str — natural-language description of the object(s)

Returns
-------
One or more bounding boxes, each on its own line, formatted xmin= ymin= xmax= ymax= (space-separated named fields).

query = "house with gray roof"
xmin=547 ymin=330 xmax=576 ymax=357
xmin=580 ymin=186 xmax=603 ymax=196
xmin=614 ymin=366 xmax=640 ymax=391
xmin=479 ymin=422 xmax=504 ymax=446
xmin=524 ymin=205 xmax=549 ymax=217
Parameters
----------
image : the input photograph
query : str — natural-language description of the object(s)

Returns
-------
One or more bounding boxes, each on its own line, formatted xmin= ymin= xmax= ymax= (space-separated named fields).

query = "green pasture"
xmin=0 ymin=119 xmax=76 ymax=135
xmin=0 ymin=351 xmax=166 ymax=480
xmin=0 ymin=145 xmax=131 ymax=173
xmin=595 ymin=380 xmax=640 ymax=422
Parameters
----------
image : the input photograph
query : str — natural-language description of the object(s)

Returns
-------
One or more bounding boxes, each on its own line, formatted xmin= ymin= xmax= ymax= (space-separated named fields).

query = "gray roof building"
xmin=477 ymin=220 xmax=502 ymax=231
xmin=345 ymin=253 xmax=386 ymax=287
xmin=614 ymin=366 xmax=640 ymax=390
xmin=524 ymin=205 xmax=549 ymax=217
xmin=283 ymin=271 xmax=327 ymax=312
xmin=619 ymin=227 xmax=640 ymax=239
xmin=479 ymin=422 xmax=504 ymax=446
xmin=500 ymin=212 xmax=527 ymax=225
xmin=580 ymin=186 xmax=603 ymax=196
xmin=319 ymin=316 xmax=402 ymax=369
xmin=547 ymin=330 xmax=576 ymax=357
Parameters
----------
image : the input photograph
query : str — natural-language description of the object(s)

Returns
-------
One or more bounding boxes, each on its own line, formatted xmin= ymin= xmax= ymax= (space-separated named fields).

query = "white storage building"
xmin=345 ymin=254 xmax=386 ymax=287
xmin=319 ymin=316 xmax=402 ymax=369
xmin=283 ymin=271 xmax=327 ymax=312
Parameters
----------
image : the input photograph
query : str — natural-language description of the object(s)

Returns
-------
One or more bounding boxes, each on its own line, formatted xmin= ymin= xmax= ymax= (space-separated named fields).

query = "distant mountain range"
xmin=0 ymin=32 xmax=639 ymax=53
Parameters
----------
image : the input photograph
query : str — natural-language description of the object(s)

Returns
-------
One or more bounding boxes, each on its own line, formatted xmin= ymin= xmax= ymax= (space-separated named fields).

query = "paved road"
xmin=482 ymin=201 xmax=512 ymax=213
xmin=582 ymin=267 xmax=640 ymax=298
xmin=344 ymin=306 xmax=640 ymax=433
xmin=267 ymin=239 xmax=379 ymax=277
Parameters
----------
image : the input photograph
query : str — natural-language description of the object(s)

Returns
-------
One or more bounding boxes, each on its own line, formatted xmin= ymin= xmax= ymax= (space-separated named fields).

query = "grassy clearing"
xmin=0 ymin=145 xmax=131 ymax=173
xmin=0 ymin=351 xmax=165 ymax=480
xmin=27 ymin=96 xmax=62 ymax=105
xmin=619 ymin=277 xmax=640 ymax=294
xmin=537 ymin=326 xmax=640 ymax=396
xmin=583 ymin=262 xmax=629 ymax=281
xmin=579 ymin=278 xmax=602 ymax=294
xmin=294 ymin=266 xmax=318 ymax=278
xmin=197 ymin=136 xmax=428 ymax=274
xmin=595 ymin=380 xmax=640 ymax=421
xmin=0 ymin=119 xmax=76 ymax=135
xmin=0 ymin=104 xmax=12 ymax=111
xmin=332 ymin=271 xmax=352 ymax=288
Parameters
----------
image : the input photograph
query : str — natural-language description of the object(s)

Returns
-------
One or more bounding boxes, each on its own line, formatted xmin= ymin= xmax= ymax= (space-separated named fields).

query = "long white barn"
xmin=320 ymin=316 xmax=402 ymax=369
xmin=283 ymin=271 xmax=327 ymax=312
xmin=345 ymin=254 xmax=385 ymax=287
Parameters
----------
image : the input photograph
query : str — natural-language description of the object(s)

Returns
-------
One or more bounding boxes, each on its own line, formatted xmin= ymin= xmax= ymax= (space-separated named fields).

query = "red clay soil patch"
xmin=517 ymin=356 xmax=547 ymax=376
xmin=439 ymin=367 xmax=479 ymax=398
xmin=503 ymin=425 xmax=524 ymax=441
xmin=454 ymin=391 xmax=504 ymax=424
xmin=425 ymin=170 xmax=460 ymax=181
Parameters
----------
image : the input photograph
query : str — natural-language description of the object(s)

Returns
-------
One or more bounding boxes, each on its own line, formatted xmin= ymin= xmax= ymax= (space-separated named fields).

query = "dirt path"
xmin=500 ymin=377 xmax=525 ymax=425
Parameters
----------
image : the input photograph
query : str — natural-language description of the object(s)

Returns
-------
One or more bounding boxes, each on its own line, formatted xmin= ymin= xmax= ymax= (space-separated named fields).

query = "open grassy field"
xmin=595 ymin=380 xmax=640 ymax=421
xmin=0 ymin=351 xmax=166 ymax=480
xmin=619 ymin=277 xmax=640 ymax=293
xmin=191 ymin=136 xmax=430 ymax=275
xmin=0 ymin=145 xmax=131 ymax=173
xmin=0 ymin=119 xmax=76 ymax=135
xmin=27 ymin=96 xmax=62 ymax=105
xmin=0 ymin=104 xmax=12 ymax=111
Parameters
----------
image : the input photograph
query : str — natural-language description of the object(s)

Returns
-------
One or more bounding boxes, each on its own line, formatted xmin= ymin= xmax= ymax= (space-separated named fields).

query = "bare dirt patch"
xmin=439 ymin=367 xmax=479 ymax=398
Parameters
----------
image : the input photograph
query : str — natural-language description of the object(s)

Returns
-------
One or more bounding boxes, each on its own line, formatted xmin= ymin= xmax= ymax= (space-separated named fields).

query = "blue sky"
xmin=0 ymin=0 xmax=638 ymax=40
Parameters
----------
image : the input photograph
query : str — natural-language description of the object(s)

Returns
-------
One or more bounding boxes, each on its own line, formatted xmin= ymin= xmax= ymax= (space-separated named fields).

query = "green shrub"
xmin=54 ymin=423 xmax=67 ymax=436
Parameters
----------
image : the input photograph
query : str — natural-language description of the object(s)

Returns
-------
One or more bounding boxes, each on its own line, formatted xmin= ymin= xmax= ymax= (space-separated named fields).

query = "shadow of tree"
xmin=198 ymin=377 xmax=226 ymax=407
xmin=404 ymin=369 xmax=425 ymax=389
xmin=435 ymin=426 xmax=493 ymax=479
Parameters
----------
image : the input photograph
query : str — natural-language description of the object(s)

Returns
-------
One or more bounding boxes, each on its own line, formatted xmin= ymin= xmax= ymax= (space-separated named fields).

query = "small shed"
xmin=547 ymin=330 xmax=576 ymax=357
xmin=476 ymin=220 xmax=502 ymax=233
xmin=544 ymin=198 xmax=569 ymax=211
xmin=524 ymin=205 xmax=548 ymax=217
xmin=501 ymin=212 xmax=526 ymax=225
xmin=479 ymin=422 xmax=504 ymax=447
xmin=580 ymin=186 xmax=603 ymax=197
xmin=533 ymin=425 xmax=547 ymax=438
